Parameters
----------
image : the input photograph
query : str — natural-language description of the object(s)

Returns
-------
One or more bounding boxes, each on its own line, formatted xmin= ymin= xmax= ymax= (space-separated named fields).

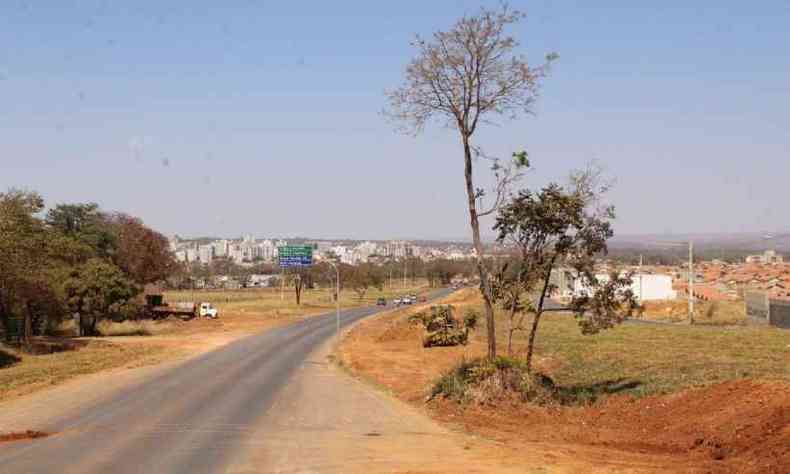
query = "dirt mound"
xmin=431 ymin=380 xmax=789 ymax=473
xmin=587 ymin=380 xmax=790 ymax=473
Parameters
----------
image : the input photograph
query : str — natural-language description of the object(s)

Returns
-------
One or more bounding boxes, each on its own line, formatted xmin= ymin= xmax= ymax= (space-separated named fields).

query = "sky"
xmin=1 ymin=1 xmax=789 ymax=241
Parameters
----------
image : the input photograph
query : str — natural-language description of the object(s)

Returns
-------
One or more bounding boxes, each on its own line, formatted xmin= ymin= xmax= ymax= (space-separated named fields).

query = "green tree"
xmin=386 ymin=4 xmax=556 ymax=359
xmin=45 ymin=203 xmax=116 ymax=259
xmin=492 ymin=166 xmax=639 ymax=371
xmin=0 ymin=189 xmax=50 ymax=346
xmin=349 ymin=263 xmax=385 ymax=302
xmin=62 ymin=259 xmax=141 ymax=336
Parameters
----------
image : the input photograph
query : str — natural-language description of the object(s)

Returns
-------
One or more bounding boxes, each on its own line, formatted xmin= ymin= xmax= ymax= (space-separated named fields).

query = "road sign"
xmin=278 ymin=245 xmax=313 ymax=267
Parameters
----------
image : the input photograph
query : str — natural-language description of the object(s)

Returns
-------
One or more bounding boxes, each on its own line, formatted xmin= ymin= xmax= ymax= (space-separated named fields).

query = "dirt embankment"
xmin=337 ymin=301 xmax=790 ymax=473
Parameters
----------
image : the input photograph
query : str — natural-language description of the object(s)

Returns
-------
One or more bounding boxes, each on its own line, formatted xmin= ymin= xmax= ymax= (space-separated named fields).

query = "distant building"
xmin=247 ymin=274 xmax=277 ymax=288
xmin=198 ymin=244 xmax=214 ymax=264
xmin=385 ymin=240 xmax=416 ymax=259
xmin=746 ymin=250 xmax=784 ymax=265
xmin=212 ymin=239 xmax=229 ymax=258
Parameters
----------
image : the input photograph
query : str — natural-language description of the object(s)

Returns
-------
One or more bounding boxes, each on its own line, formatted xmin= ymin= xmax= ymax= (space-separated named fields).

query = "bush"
xmin=430 ymin=356 xmax=558 ymax=405
xmin=411 ymin=305 xmax=476 ymax=347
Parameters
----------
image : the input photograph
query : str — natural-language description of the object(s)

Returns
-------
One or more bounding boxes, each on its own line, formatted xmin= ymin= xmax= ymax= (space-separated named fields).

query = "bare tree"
xmin=385 ymin=4 xmax=556 ymax=359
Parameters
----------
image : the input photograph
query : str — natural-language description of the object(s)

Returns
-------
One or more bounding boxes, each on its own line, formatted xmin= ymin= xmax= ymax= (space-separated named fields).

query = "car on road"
xmin=402 ymin=296 xmax=413 ymax=305
xmin=376 ymin=297 xmax=387 ymax=306
xmin=393 ymin=298 xmax=402 ymax=305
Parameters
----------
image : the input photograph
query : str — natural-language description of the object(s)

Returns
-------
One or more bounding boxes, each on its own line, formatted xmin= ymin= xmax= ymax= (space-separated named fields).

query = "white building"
xmin=573 ymin=273 xmax=676 ymax=301
xmin=198 ymin=244 xmax=214 ymax=264
xmin=745 ymin=250 xmax=784 ymax=264
xmin=212 ymin=239 xmax=229 ymax=258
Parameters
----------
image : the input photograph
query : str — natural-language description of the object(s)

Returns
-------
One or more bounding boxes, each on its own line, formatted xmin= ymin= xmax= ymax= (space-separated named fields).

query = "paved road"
xmin=0 ymin=290 xmax=455 ymax=473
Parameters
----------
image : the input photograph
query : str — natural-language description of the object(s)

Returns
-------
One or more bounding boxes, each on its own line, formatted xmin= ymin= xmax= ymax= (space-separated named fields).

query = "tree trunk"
xmin=526 ymin=263 xmax=557 ymax=372
xmin=462 ymin=134 xmax=496 ymax=360
xmin=507 ymin=298 xmax=518 ymax=356
xmin=24 ymin=301 xmax=33 ymax=350
xmin=525 ymin=311 xmax=542 ymax=373
xmin=294 ymin=275 xmax=302 ymax=305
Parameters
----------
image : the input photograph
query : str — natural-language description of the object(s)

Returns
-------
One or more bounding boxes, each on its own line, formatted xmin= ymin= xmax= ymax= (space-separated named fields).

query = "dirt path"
xmin=224 ymin=337 xmax=535 ymax=473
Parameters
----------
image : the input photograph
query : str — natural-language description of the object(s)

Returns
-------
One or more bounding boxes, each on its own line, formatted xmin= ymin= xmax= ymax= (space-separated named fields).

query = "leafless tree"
xmin=385 ymin=4 xmax=556 ymax=359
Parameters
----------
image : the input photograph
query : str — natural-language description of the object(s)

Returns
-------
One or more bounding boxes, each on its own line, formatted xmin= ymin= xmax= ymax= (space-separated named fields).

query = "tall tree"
xmin=0 ymin=189 xmax=48 ymax=346
xmin=107 ymin=213 xmax=177 ymax=285
xmin=46 ymin=203 xmax=116 ymax=259
xmin=62 ymin=258 xmax=140 ymax=336
xmin=386 ymin=5 xmax=556 ymax=359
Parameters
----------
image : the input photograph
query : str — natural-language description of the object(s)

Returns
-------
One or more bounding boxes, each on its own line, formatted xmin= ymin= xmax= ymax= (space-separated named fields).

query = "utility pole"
xmin=688 ymin=241 xmax=694 ymax=324
xmin=638 ymin=254 xmax=643 ymax=302
xmin=403 ymin=258 xmax=407 ymax=288
xmin=280 ymin=266 xmax=285 ymax=300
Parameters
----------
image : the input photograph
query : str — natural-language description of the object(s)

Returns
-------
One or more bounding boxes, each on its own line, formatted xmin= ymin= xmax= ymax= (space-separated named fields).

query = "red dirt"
xmin=0 ymin=430 xmax=50 ymax=443
xmin=338 ymin=304 xmax=790 ymax=473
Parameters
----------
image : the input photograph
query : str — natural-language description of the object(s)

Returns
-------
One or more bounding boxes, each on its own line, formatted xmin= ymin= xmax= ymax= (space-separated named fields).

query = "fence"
xmin=744 ymin=291 xmax=790 ymax=329
xmin=769 ymin=299 xmax=790 ymax=329
xmin=744 ymin=291 xmax=769 ymax=324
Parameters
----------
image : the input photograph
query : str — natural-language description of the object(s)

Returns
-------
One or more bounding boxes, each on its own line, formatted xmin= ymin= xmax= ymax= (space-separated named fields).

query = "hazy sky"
xmin=2 ymin=1 xmax=788 ymax=240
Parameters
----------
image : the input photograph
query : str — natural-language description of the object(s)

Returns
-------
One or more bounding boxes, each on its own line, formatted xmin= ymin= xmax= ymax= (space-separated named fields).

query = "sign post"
xmin=277 ymin=245 xmax=340 ymax=338
xmin=277 ymin=245 xmax=314 ymax=268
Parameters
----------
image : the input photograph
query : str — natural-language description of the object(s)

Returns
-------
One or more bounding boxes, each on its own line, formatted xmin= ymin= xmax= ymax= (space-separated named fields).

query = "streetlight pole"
xmin=326 ymin=260 xmax=340 ymax=337
xmin=688 ymin=241 xmax=694 ymax=324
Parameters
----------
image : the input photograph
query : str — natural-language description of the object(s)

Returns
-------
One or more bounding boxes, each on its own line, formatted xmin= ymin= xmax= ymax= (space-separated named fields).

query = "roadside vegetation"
xmin=0 ymin=341 xmax=171 ymax=400
xmin=433 ymin=292 xmax=789 ymax=403
xmin=338 ymin=288 xmax=790 ymax=472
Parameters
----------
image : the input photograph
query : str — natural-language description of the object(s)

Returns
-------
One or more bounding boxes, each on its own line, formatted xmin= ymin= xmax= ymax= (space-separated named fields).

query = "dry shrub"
xmin=96 ymin=320 xmax=167 ymax=337
xmin=431 ymin=356 xmax=557 ymax=406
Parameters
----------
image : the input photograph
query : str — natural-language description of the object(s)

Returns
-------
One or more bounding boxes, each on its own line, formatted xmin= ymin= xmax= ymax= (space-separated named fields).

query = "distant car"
xmin=402 ymin=296 xmax=413 ymax=305
xmin=376 ymin=297 xmax=387 ymax=306
xmin=393 ymin=298 xmax=402 ymax=305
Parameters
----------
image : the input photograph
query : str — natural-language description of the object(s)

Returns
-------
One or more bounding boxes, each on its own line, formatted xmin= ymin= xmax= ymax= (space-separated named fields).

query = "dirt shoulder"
xmin=336 ymin=291 xmax=790 ymax=473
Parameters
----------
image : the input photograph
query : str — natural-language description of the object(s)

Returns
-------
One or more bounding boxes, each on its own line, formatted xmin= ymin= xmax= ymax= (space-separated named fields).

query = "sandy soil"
xmin=337 ymin=301 xmax=790 ymax=473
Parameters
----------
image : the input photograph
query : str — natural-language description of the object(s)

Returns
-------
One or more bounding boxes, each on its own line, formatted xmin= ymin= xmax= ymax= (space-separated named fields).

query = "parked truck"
xmin=145 ymin=295 xmax=219 ymax=320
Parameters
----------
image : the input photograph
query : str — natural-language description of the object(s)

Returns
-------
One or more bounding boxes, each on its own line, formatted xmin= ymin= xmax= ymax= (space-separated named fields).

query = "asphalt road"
xmin=0 ymin=289 xmax=453 ymax=473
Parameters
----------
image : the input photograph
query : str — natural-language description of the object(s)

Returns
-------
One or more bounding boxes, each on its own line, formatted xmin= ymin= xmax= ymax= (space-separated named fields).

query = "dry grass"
xmin=96 ymin=320 xmax=171 ymax=337
xmin=342 ymin=288 xmax=790 ymax=401
xmin=163 ymin=282 xmax=431 ymax=334
xmin=0 ymin=341 xmax=173 ymax=401
xmin=640 ymin=298 xmax=747 ymax=326
xmin=459 ymin=291 xmax=790 ymax=398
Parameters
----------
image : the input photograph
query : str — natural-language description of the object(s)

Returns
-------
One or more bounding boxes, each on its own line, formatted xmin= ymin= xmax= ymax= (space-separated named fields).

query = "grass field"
xmin=640 ymin=298 xmax=747 ymax=326
xmin=456 ymin=289 xmax=790 ymax=398
xmin=164 ymin=280 xmax=431 ymax=322
xmin=0 ymin=341 xmax=172 ymax=401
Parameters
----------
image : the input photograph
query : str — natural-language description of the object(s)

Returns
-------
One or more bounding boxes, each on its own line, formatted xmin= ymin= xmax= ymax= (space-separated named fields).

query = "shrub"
xmin=430 ymin=356 xmax=558 ymax=405
xmin=411 ymin=305 xmax=476 ymax=347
